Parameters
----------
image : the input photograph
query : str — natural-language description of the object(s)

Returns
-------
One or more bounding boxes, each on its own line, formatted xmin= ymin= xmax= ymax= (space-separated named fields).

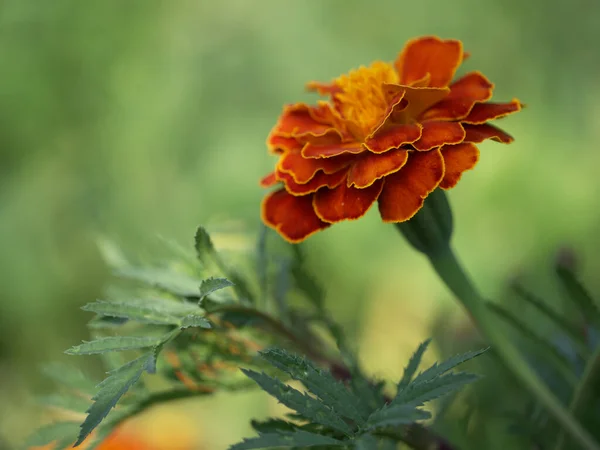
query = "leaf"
xmin=397 ymin=339 xmax=431 ymax=392
xmin=195 ymin=226 xmax=216 ymax=265
xmin=199 ymin=277 xmax=234 ymax=302
xmin=41 ymin=363 xmax=96 ymax=394
xmin=76 ymin=353 xmax=152 ymax=445
xmin=488 ymin=303 xmax=578 ymax=386
xmin=229 ymin=430 xmax=346 ymax=449
xmin=556 ymin=266 xmax=600 ymax=328
xmin=180 ymin=314 xmax=211 ymax=329
xmin=115 ymin=266 xmax=202 ymax=298
xmin=274 ymin=259 xmax=292 ymax=323
xmin=394 ymin=372 xmax=480 ymax=407
xmin=410 ymin=347 xmax=487 ymax=385
xmin=242 ymin=369 xmax=354 ymax=435
xmin=366 ymin=404 xmax=431 ymax=430
xmin=260 ymin=348 xmax=368 ymax=423
xmin=251 ymin=418 xmax=299 ymax=434
xmin=65 ymin=336 xmax=163 ymax=355
xmin=291 ymin=245 xmax=324 ymax=309
xmin=38 ymin=393 xmax=92 ymax=413
xmin=82 ymin=298 xmax=199 ymax=325
xmin=25 ymin=421 xmax=80 ymax=448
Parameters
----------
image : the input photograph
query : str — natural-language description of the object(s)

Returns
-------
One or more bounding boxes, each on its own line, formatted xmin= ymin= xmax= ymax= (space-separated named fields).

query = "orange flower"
xmin=260 ymin=36 xmax=522 ymax=242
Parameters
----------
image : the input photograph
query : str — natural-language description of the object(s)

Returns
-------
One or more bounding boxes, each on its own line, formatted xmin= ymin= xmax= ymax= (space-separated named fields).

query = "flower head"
xmin=261 ymin=36 xmax=522 ymax=242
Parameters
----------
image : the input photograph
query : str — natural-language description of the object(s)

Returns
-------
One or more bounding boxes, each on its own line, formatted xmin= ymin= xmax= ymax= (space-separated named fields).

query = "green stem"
xmin=429 ymin=246 xmax=600 ymax=450
xmin=555 ymin=343 xmax=600 ymax=450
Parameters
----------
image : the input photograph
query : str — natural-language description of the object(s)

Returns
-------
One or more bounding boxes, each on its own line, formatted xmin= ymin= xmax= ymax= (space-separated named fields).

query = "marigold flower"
xmin=260 ymin=36 xmax=522 ymax=242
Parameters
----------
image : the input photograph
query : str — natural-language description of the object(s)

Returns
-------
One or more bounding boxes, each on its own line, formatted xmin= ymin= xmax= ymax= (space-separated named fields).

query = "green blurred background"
xmin=2 ymin=0 xmax=600 ymax=448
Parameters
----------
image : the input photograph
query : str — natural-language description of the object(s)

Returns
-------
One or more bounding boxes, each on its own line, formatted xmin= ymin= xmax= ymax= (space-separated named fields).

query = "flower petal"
xmin=413 ymin=121 xmax=465 ymax=151
xmin=463 ymin=123 xmax=514 ymax=143
xmin=421 ymin=71 xmax=494 ymax=121
xmin=267 ymin=135 xmax=303 ymax=154
xmin=306 ymin=80 xmax=341 ymax=97
xmin=347 ymin=149 xmax=409 ymax=188
xmin=462 ymin=99 xmax=522 ymax=124
xmin=378 ymin=149 xmax=445 ymax=222
xmin=262 ymin=189 xmax=330 ymax=243
xmin=302 ymin=141 xmax=365 ymax=158
xmin=272 ymin=103 xmax=337 ymax=139
xmin=260 ymin=172 xmax=278 ymax=188
xmin=365 ymin=123 xmax=422 ymax=154
xmin=278 ymin=168 xmax=348 ymax=195
xmin=439 ymin=143 xmax=479 ymax=189
xmin=401 ymin=86 xmax=450 ymax=119
xmin=395 ymin=36 xmax=463 ymax=88
xmin=314 ymin=179 xmax=384 ymax=223
xmin=278 ymin=150 xmax=354 ymax=183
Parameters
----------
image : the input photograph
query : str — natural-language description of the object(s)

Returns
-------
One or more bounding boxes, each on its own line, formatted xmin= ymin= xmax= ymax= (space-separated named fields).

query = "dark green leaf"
xmin=411 ymin=347 xmax=487 ymax=385
xmin=260 ymin=348 xmax=368 ymax=423
xmin=242 ymin=369 xmax=354 ymax=435
xmin=65 ymin=336 xmax=163 ymax=355
xmin=394 ymin=372 xmax=480 ymax=407
xmin=180 ymin=314 xmax=211 ymax=329
xmin=75 ymin=353 xmax=152 ymax=445
xmin=199 ymin=277 xmax=234 ymax=302
xmin=194 ymin=226 xmax=216 ymax=265
xmin=251 ymin=418 xmax=299 ymax=434
xmin=397 ymin=339 xmax=430 ymax=392
xmin=366 ymin=404 xmax=430 ymax=430
xmin=556 ymin=266 xmax=600 ymax=328
xmin=82 ymin=298 xmax=199 ymax=325
xmin=25 ymin=421 xmax=80 ymax=448
xmin=229 ymin=430 xmax=346 ymax=449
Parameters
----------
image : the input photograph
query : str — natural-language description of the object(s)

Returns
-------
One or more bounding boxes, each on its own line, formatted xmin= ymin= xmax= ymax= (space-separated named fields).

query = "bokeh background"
xmin=2 ymin=0 xmax=600 ymax=448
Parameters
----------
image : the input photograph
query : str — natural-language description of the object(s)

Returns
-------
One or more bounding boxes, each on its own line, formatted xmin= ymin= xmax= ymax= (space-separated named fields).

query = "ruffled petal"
xmin=278 ymin=150 xmax=353 ymax=183
xmin=395 ymin=36 xmax=463 ymax=88
xmin=412 ymin=121 xmax=465 ymax=151
xmin=365 ymin=123 xmax=422 ymax=154
xmin=302 ymin=141 xmax=365 ymax=158
xmin=260 ymin=172 xmax=278 ymax=188
xmin=462 ymin=99 xmax=522 ymax=124
xmin=272 ymin=103 xmax=342 ymax=142
xmin=262 ymin=189 xmax=330 ymax=243
xmin=439 ymin=143 xmax=480 ymax=189
xmin=400 ymin=86 xmax=450 ymax=120
xmin=278 ymin=168 xmax=348 ymax=195
xmin=313 ymin=179 xmax=384 ymax=223
xmin=420 ymin=71 xmax=494 ymax=121
xmin=306 ymin=80 xmax=341 ymax=97
xmin=463 ymin=123 xmax=514 ymax=143
xmin=347 ymin=149 xmax=409 ymax=188
xmin=378 ymin=149 xmax=445 ymax=222
xmin=267 ymin=135 xmax=303 ymax=154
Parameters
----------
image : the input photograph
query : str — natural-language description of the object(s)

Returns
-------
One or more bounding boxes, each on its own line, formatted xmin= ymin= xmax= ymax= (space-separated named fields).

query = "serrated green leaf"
xmin=116 ymin=266 xmax=201 ymax=298
xmin=41 ymin=363 xmax=97 ymax=394
xmin=251 ymin=418 xmax=299 ymax=434
xmin=349 ymin=374 xmax=386 ymax=413
xmin=394 ymin=372 xmax=480 ymax=407
xmin=199 ymin=277 xmax=234 ymax=302
xmin=229 ymin=430 xmax=346 ymax=449
xmin=556 ymin=266 xmax=600 ymax=328
xmin=397 ymin=339 xmax=431 ymax=392
xmin=87 ymin=315 xmax=130 ymax=329
xmin=260 ymin=348 xmax=368 ymax=423
xmin=25 ymin=421 xmax=80 ymax=447
xmin=195 ymin=226 xmax=216 ymax=265
xmin=38 ymin=393 xmax=91 ymax=413
xmin=66 ymin=336 xmax=163 ymax=355
xmin=83 ymin=298 xmax=199 ymax=325
xmin=411 ymin=347 xmax=487 ymax=385
xmin=366 ymin=404 xmax=430 ymax=430
xmin=488 ymin=302 xmax=577 ymax=386
xmin=76 ymin=353 xmax=152 ymax=445
xmin=242 ymin=369 xmax=354 ymax=435
xmin=180 ymin=314 xmax=211 ymax=329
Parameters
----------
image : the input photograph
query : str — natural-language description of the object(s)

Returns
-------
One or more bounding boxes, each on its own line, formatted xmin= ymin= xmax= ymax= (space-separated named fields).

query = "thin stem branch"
xmin=554 ymin=343 xmax=600 ymax=450
xmin=428 ymin=246 xmax=600 ymax=450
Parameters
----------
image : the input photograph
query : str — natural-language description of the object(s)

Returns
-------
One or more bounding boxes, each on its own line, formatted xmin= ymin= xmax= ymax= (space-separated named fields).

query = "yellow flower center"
xmin=334 ymin=61 xmax=398 ymax=139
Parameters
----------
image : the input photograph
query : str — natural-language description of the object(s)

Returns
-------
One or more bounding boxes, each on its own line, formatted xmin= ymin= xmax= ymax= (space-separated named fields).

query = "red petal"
xmin=365 ymin=123 xmax=422 ymax=154
xmin=267 ymin=135 xmax=303 ymax=154
xmin=306 ymin=80 xmax=341 ymax=97
xmin=439 ymin=143 xmax=480 ymax=189
xmin=395 ymin=36 xmax=463 ymax=88
xmin=347 ymin=149 xmax=409 ymax=188
xmin=378 ymin=149 xmax=445 ymax=222
xmin=421 ymin=71 xmax=494 ymax=121
xmin=272 ymin=103 xmax=336 ymax=138
xmin=277 ymin=169 xmax=347 ymax=195
xmin=262 ymin=189 xmax=330 ymax=243
xmin=367 ymin=89 xmax=408 ymax=136
xmin=278 ymin=151 xmax=354 ymax=183
xmin=463 ymin=124 xmax=514 ymax=143
xmin=400 ymin=86 xmax=450 ymax=120
xmin=260 ymin=172 xmax=278 ymax=188
xmin=462 ymin=99 xmax=522 ymax=124
xmin=313 ymin=179 xmax=384 ymax=223
xmin=302 ymin=141 xmax=365 ymax=158
xmin=413 ymin=121 xmax=465 ymax=151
